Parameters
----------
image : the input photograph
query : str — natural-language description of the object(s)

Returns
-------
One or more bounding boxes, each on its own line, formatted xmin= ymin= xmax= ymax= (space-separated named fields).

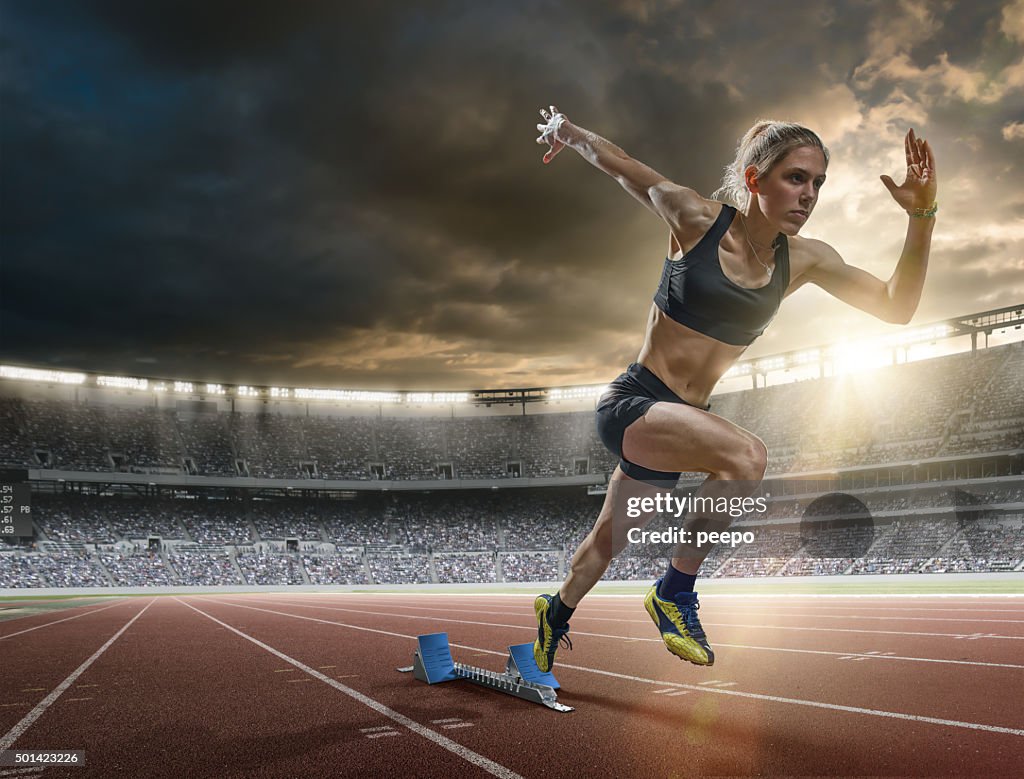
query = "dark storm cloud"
xmin=1 ymin=0 xmax=1022 ymax=389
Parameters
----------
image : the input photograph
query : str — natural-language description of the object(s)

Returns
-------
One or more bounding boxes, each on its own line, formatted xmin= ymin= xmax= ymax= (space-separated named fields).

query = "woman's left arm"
xmin=804 ymin=128 xmax=937 ymax=325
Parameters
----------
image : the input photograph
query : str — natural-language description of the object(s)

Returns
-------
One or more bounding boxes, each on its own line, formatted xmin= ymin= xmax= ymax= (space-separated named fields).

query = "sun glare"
xmin=829 ymin=341 xmax=894 ymax=376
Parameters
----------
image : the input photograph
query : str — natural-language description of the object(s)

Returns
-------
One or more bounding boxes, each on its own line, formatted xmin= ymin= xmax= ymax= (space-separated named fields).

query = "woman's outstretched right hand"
xmin=536 ymin=105 xmax=568 ymax=164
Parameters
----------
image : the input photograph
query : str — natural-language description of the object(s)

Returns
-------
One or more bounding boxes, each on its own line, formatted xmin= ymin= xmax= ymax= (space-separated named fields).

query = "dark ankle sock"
xmin=658 ymin=564 xmax=697 ymax=600
xmin=549 ymin=592 xmax=575 ymax=628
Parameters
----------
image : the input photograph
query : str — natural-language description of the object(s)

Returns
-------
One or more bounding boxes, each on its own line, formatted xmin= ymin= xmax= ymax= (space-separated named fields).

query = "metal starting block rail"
xmin=397 ymin=632 xmax=574 ymax=713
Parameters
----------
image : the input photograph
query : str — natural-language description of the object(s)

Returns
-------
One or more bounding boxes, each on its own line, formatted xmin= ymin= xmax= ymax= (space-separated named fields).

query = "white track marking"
xmin=0 ymin=601 xmax=129 ymax=641
xmin=0 ymin=600 xmax=153 ymax=752
xmin=177 ymin=599 xmax=523 ymax=779
xmin=328 ymin=596 xmax=1024 ymax=616
xmin=239 ymin=596 xmax=1024 ymax=647
xmin=0 ymin=768 xmax=45 ymax=776
xmin=199 ymin=597 xmax=1024 ymax=737
xmin=339 ymin=604 xmax=1024 ymax=627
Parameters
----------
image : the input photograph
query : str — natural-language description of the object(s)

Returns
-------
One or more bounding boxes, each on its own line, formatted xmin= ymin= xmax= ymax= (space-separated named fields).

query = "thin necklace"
xmin=739 ymin=214 xmax=776 ymax=279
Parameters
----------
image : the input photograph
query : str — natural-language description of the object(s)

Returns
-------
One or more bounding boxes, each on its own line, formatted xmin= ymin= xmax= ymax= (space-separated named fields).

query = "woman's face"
xmin=747 ymin=145 xmax=827 ymax=235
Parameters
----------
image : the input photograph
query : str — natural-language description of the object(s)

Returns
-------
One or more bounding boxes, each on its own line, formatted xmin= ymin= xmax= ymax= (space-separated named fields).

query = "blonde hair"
xmin=712 ymin=120 xmax=830 ymax=209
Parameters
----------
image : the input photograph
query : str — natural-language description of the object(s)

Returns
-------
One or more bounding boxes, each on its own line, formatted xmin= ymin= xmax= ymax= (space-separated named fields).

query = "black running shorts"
xmin=595 ymin=363 xmax=708 ymax=487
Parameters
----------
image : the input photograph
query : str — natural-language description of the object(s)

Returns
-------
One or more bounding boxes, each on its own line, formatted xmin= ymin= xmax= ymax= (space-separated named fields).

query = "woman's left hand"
xmin=880 ymin=128 xmax=937 ymax=212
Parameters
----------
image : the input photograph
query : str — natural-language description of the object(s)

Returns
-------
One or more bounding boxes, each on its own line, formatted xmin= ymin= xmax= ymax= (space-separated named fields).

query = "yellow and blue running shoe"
xmin=644 ymin=581 xmax=714 ymax=666
xmin=533 ymin=594 xmax=572 ymax=673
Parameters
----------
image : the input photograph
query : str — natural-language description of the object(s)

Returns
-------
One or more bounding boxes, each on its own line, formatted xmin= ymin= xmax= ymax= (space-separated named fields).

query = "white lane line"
xmin=0 ymin=601 xmax=129 ymax=641
xmin=177 ymin=599 xmax=523 ymax=779
xmin=360 ymin=726 xmax=394 ymax=733
xmin=0 ymin=768 xmax=46 ymax=776
xmin=0 ymin=600 xmax=153 ymax=752
xmin=241 ymin=596 xmax=1024 ymax=649
xmin=571 ymin=612 xmax=1024 ymax=625
xmin=367 ymin=732 xmax=400 ymax=739
xmin=708 ymin=642 xmax=1024 ymax=669
xmin=442 ymin=723 xmax=475 ymax=730
xmin=328 ymin=597 xmax=1024 ymax=617
xmin=203 ymin=598 xmax=1024 ymax=738
xmin=289 ymin=595 xmax=1024 ymax=615
xmin=431 ymin=718 xmax=462 ymax=724
xmin=705 ymin=612 xmax=1024 ymax=624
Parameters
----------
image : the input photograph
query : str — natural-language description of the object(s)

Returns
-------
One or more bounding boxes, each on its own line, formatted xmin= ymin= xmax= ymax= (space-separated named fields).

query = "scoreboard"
xmin=0 ymin=469 xmax=32 ymax=538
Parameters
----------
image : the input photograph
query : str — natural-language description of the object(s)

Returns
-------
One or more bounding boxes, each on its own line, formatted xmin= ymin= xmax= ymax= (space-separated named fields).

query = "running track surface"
xmin=2 ymin=593 xmax=1023 ymax=777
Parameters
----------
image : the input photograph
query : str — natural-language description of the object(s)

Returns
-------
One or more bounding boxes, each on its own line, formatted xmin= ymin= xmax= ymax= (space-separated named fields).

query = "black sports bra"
xmin=653 ymin=203 xmax=790 ymax=346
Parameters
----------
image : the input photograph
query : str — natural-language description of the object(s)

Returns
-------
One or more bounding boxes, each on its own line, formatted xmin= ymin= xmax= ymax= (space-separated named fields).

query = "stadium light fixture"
xmin=205 ymin=384 xmax=227 ymax=396
xmin=407 ymin=392 xmax=469 ymax=404
xmin=97 ymin=375 xmax=149 ymax=391
xmin=888 ymin=324 xmax=952 ymax=346
xmin=724 ymin=364 xmax=752 ymax=377
xmin=548 ymin=385 xmax=607 ymax=400
xmin=756 ymin=357 xmax=785 ymax=372
xmin=294 ymin=388 xmax=401 ymax=403
xmin=173 ymin=382 xmax=194 ymax=394
xmin=0 ymin=366 xmax=87 ymax=384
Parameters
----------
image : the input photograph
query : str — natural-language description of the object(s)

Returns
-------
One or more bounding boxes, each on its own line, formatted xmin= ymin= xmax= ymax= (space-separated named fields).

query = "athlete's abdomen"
xmin=636 ymin=304 xmax=747 ymax=407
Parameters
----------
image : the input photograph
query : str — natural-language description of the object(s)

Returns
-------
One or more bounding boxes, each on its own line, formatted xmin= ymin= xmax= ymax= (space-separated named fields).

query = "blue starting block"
xmin=397 ymin=632 xmax=574 ymax=713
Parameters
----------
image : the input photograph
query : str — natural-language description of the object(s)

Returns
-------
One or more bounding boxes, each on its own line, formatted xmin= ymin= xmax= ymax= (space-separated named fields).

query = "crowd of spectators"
xmin=251 ymin=501 xmax=323 ymax=540
xmin=500 ymin=552 xmax=560 ymax=582
xmin=302 ymin=554 xmax=368 ymax=585
xmin=3 ymin=343 xmax=1019 ymax=480
xmin=3 ymin=483 xmax=1020 ymax=588
xmin=433 ymin=553 xmax=497 ymax=583
xmin=3 ymin=509 xmax=1021 ymax=586
xmin=236 ymin=553 xmax=306 ymax=585
xmin=168 ymin=549 xmax=242 ymax=585
xmin=99 ymin=551 xmax=176 ymax=586
xmin=365 ymin=554 xmax=432 ymax=584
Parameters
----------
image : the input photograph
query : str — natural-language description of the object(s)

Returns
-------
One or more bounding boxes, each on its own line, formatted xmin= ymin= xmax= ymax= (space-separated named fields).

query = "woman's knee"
xmin=720 ymin=436 xmax=768 ymax=482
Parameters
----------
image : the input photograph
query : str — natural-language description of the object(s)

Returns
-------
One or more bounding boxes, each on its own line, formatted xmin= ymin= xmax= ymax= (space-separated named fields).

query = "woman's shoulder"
xmin=785 ymin=235 xmax=841 ymax=280
xmin=667 ymin=195 xmax=730 ymax=256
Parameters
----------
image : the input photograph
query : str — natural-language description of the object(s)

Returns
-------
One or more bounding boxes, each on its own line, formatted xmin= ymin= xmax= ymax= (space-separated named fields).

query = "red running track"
xmin=1 ymin=592 xmax=1022 ymax=777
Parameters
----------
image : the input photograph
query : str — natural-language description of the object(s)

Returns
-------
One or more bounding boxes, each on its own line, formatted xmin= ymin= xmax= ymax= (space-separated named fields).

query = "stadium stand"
xmin=1 ymin=341 xmax=1021 ymax=587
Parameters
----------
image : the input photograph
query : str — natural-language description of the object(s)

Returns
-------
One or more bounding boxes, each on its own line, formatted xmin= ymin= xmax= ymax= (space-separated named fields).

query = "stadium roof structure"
xmin=2 ymin=304 xmax=1022 ymax=407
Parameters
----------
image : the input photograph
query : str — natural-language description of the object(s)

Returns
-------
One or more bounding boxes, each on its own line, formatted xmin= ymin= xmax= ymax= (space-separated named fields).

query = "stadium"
xmin=4 ymin=1 xmax=1024 ymax=776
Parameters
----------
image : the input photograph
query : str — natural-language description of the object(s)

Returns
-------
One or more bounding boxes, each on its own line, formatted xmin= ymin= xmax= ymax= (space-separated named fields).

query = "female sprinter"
xmin=531 ymin=105 xmax=937 ymax=672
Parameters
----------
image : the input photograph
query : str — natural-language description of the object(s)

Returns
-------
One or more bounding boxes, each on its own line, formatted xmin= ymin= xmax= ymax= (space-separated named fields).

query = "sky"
xmin=1 ymin=0 xmax=1022 ymax=391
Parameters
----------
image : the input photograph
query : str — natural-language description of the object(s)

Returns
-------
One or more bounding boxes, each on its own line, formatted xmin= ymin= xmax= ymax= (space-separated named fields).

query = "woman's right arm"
xmin=536 ymin=106 xmax=707 ymax=232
